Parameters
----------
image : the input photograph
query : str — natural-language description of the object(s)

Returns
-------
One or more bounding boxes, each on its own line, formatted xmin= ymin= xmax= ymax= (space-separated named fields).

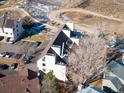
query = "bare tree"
xmin=67 ymin=34 xmax=108 ymax=84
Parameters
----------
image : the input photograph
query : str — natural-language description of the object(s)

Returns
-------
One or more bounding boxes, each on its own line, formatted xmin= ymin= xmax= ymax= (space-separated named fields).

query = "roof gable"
xmin=103 ymin=77 xmax=122 ymax=91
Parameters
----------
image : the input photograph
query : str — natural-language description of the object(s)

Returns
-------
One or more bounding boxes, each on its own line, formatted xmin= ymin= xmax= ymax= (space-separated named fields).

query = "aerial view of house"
xmin=0 ymin=14 xmax=24 ymax=43
xmin=37 ymin=23 xmax=81 ymax=81
xmin=0 ymin=0 xmax=124 ymax=93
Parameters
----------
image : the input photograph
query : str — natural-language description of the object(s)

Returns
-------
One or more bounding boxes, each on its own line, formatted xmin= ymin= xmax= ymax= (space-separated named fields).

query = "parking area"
xmin=0 ymin=39 xmax=44 ymax=64
xmin=0 ymin=40 xmax=41 ymax=54
xmin=0 ymin=27 xmax=56 ymax=73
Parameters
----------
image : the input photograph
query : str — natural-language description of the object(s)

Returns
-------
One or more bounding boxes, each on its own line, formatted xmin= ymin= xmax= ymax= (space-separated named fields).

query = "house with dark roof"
xmin=0 ymin=0 xmax=5 ymax=4
xmin=37 ymin=23 xmax=82 ymax=81
xmin=102 ymin=76 xmax=124 ymax=93
xmin=0 ymin=68 xmax=40 ymax=93
xmin=0 ymin=15 xmax=24 ymax=43
xmin=76 ymin=85 xmax=107 ymax=93
xmin=100 ymin=49 xmax=124 ymax=93
xmin=106 ymin=61 xmax=124 ymax=84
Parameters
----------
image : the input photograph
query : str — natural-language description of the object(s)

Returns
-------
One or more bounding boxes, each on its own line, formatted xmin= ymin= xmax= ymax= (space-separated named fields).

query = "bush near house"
xmin=22 ymin=16 xmax=34 ymax=28
xmin=41 ymin=71 xmax=69 ymax=93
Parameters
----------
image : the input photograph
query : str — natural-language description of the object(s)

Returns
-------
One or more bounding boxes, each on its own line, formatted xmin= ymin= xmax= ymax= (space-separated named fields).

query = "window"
xmin=43 ymin=69 xmax=46 ymax=72
xmin=10 ymin=33 xmax=12 ymax=35
xmin=42 ymin=57 xmax=45 ymax=61
xmin=16 ymin=24 xmax=18 ymax=28
xmin=42 ymin=63 xmax=45 ymax=66
xmin=17 ymin=29 xmax=18 ymax=32
xmin=17 ymin=33 xmax=19 ymax=36
xmin=5 ymin=32 xmax=8 ymax=34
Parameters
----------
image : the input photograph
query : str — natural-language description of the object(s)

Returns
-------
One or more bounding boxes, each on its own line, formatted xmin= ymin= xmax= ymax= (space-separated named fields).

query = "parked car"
xmin=23 ymin=55 xmax=34 ymax=63
xmin=10 ymin=63 xmax=18 ymax=69
xmin=14 ymin=54 xmax=22 ymax=59
xmin=6 ymin=38 xmax=14 ymax=44
xmin=9 ymin=38 xmax=14 ymax=44
xmin=0 ymin=52 xmax=6 ymax=57
xmin=0 ymin=64 xmax=9 ymax=70
xmin=5 ymin=52 xmax=14 ymax=58
xmin=9 ymin=52 xmax=14 ymax=57
xmin=33 ymin=41 xmax=41 ymax=47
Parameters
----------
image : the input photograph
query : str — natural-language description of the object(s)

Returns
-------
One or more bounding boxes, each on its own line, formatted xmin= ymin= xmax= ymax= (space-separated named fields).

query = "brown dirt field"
xmin=63 ymin=11 xmax=124 ymax=35
xmin=62 ymin=0 xmax=124 ymax=19
xmin=83 ymin=0 xmax=124 ymax=19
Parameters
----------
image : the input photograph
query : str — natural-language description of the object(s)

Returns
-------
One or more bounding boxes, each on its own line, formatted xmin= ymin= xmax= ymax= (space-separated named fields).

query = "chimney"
xmin=2 ymin=12 xmax=8 ymax=33
xmin=61 ymin=42 xmax=64 ymax=57
xmin=122 ymin=53 xmax=124 ymax=64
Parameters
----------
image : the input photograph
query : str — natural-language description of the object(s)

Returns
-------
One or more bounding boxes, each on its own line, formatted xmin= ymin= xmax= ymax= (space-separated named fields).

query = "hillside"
xmin=85 ymin=0 xmax=124 ymax=19
xmin=62 ymin=0 xmax=87 ymax=8
xmin=61 ymin=0 xmax=124 ymax=19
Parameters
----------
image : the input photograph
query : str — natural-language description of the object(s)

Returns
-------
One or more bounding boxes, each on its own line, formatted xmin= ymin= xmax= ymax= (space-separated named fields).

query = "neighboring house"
xmin=77 ymin=84 xmax=107 ymax=93
xmin=0 ymin=0 xmax=5 ymax=4
xmin=106 ymin=61 xmax=124 ymax=85
xmin=0 ymin=15 xmax=24 ymax=43
xmin=0 ymin=68 xmax=40 ymax=93
xmin=102 ymin=51 xmax=124 ymax=93
xmin=37 ymin=23 xmax=81 ymax=81
xmin=102 ymin=76 xmax=124 ymax=93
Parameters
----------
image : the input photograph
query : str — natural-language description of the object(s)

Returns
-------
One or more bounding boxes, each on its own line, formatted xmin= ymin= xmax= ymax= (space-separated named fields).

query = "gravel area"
xmin=23 ymin=0 xmax=61 ymax=22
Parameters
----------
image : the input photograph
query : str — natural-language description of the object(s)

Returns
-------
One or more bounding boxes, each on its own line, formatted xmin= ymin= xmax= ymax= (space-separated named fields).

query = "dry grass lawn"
xmin=63 ymin=11 xmax=124 ymax=36
xmin=24 ymin=28 xmax=56 ymax=43
xmin=25 ymin=34 xmax=46 ymax=42
xmin=62 ymin=0 xmax=124 ymax=19
xmin=0 ymin=57 xmax=17 ymax=64
xmin=84 ymin=0 xmax=124 ymax=19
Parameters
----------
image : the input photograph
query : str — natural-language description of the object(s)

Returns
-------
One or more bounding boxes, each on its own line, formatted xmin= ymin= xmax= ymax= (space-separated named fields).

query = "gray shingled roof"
xmin=77 ymin=86 xmax=107 ymax=93
xmin=107 ymin=61 xmax=124 ymax=80
xmin=38 ymin=26 xmax=64 ymax=59
xmin=104 ymin=77 xmax=122 ymax=91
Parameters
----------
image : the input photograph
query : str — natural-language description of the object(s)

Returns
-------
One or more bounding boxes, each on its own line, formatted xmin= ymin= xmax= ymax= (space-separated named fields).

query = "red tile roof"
xmin=0 ymin=69 xmax=40 ymax=93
